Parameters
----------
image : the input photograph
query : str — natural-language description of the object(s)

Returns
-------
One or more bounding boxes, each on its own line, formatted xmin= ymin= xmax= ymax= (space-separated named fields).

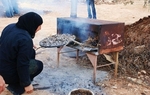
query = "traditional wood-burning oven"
xmin=57 ymin=17 xmax=125 ymax=83
xmin=57 ymin=17 xmax=124 ymax=54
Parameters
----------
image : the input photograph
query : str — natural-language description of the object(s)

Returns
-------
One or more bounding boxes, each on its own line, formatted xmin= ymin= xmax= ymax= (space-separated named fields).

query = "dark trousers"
xmin=86 ymin=0 xmax=97 ymax=19
xmin=29 ymin=59 xmax=43 ymax=81
xmin=6 ymin=59 xmax=43 ymax=95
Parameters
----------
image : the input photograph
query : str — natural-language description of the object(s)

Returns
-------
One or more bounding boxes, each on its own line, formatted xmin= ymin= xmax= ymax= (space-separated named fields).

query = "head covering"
xmin=16 ymin=12 xmax=43 ymax=38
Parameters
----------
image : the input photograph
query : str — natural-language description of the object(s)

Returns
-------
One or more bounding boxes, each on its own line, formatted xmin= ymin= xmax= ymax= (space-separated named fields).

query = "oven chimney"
xmin=70 ymin=0 xmax=77 ymax=18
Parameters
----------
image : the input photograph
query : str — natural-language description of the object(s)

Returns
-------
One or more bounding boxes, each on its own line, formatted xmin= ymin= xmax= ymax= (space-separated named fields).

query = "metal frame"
xmin=57 ymin=46 xmax=119 ymax=84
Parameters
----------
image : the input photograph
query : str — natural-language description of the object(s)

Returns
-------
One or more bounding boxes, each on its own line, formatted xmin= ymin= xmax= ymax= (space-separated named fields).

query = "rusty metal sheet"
xmin=98 ymin=23 xmax=124 ymax=54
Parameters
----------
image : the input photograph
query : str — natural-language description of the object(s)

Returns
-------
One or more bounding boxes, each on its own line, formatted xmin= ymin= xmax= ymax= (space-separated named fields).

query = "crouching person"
xmin=0 ymin=12 xmax=43 ymax=95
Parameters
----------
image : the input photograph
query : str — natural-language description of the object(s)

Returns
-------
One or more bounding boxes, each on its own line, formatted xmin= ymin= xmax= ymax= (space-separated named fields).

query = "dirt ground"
xmin=0 ymin=0 xmax=150 ymax=95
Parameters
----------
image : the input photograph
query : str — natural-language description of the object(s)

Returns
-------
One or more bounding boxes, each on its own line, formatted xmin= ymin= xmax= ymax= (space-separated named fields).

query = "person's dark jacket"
xmin=0 ymin=23 xmax=35 ymax=87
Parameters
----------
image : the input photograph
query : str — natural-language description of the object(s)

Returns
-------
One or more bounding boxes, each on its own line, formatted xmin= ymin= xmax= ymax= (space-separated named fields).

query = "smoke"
xmin=17 ymin=0 xmax=55 ymax=16
xmin=0 ymin=0 xmax=75 ymax=17
xmin=70 ymin=0 xmax=78 ymax=18
xmin=0 ymin=0 xmax=87 ymax=18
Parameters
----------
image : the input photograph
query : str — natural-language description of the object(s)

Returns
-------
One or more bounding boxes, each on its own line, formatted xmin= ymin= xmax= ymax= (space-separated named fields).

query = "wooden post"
xmin=76 ymin=49 xmax=79 ymax=62
xmin=114 ymin=52 xmax=119 ymax=77
xmin=57 ymin=47 xmax=63 ymax=67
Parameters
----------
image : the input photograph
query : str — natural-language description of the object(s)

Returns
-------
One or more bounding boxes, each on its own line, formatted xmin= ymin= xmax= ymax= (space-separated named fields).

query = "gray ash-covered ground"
xmin=35 ymin=48 xmax=109 ymax=95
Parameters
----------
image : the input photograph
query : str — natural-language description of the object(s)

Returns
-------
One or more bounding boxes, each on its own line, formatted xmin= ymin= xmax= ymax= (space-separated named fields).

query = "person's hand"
xmin=25 ymin=84 xmax=33 ymax=94
xmin=0 ymin=75 xmax=5 ymax=93
xmin=33 ymin=45 xmax=37 ymax=50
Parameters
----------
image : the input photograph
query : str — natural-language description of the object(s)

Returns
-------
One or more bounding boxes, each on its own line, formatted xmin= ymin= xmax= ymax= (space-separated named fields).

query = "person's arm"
xmin=0 ymin=75 xmax=5 ymax=93
xmin=16 ymin=37 xmax=34 ymax=93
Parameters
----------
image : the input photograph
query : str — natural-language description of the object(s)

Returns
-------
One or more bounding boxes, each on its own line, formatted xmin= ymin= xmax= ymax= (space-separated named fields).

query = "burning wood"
xmin=68 ymin=37 xmax=98 ymax=51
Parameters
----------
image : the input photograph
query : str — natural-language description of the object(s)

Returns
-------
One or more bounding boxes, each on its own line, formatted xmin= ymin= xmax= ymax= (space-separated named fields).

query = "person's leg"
xmin=29 ymin=59 xmax=43 ymax=81
xmin=91 ymin=0 xmax=97 ymax=19
xmin=6 ymin=59 xmax=43 ymax=95
xmin=9 ymin=2 xmax=15 ymax=16
xmin=11 ymin=0 xmax=19 ymax=14
xmin=86 ymin=0 xmax=92 ymax=18
xmin=7 ymin=59 xmax=43 ymax=95
xmin=1 ymin=0 xmax=14 ymax=17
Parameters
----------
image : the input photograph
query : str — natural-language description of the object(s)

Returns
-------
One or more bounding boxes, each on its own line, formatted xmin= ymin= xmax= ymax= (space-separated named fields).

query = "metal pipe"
xmin=70 ymin=0 xmax=77 ymax=18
